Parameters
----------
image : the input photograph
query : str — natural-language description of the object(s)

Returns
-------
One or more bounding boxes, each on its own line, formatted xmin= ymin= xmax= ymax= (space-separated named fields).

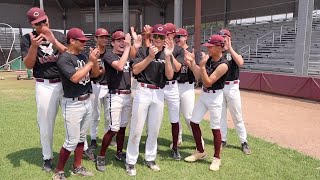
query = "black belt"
xmin=109 ymin=89 xmax=131 ymax=94
xmin=35 ymin=78 xmax=61 ymax=83
xmin=71 ymin=94 xmax=90 ymax=101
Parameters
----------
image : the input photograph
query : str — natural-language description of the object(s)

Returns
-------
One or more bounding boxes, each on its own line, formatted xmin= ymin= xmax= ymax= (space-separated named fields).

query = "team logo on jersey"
xmin=39 ymin=43 xmax=54 ymax=55
xmin=38 ymin=43 xmax=59 ymax=64
xmin=181 ymin=65 xmax=188 ymax=73
xmin=153 ymin=58 xmax=165 ymax=63
xmin=75 ymin=60 xmax=90 ymax=86
xmin=226 ymin=53 xmax=232 ymax=61
xmin=123 ymin=61 xmax=130 ymax=72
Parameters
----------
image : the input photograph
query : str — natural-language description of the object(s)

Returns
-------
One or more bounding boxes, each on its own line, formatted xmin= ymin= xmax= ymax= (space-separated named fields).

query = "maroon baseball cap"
xmin=218 ymin=29 xmax=231 ymax=37
xmin=27 ymin=7 xmax=48 ymax=25
xmin=112 ymin=31 xmax=125 ymax=40
xmin=175 ymin=28 xmax=188 ymax=36
xmin=151 ymin=24 xmax=167 ymax=36
xmin=202 ymin=35 xmax=225 ymax=47
xmin=95 ymin=28 xmax=110 ymax=37
xmin=164 ymin=23 xmax=176 ymax=34
xmin=67 ymin=28 xmax=89 ymax=41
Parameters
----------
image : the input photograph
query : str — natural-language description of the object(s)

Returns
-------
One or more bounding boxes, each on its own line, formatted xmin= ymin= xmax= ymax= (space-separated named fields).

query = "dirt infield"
xmin=199 ymin=89 xmax=320 ymax=159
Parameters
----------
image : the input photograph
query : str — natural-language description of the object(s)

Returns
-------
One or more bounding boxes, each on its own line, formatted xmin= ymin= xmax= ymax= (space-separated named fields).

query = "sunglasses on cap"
xmin=218 ymin=31 xmax=230 ymax=37
xmin=35 ymin=19 xmax=47 ymax=26
xmin=153 ymin=34 xmax=165 ymax=40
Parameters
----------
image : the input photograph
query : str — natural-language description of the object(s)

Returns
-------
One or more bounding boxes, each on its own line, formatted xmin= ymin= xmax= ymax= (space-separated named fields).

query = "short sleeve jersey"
xmin=20 ymin=31 xmax=67 ymax=79
xmin=177 ymin=47 xmax=201 ymax=83
xmin=166 ymin=45 xmax=184 ymax=81
xmin=84 ymin=47 xmax=108 ymax=84
xmin=56 ymin=52 xmax=92 ymax=98
xmin=223 ymin=51 xmax=240 ymax=81
xmin=103 ymin=51 xmax=133 ymax=90
xmin=133 ymin=47 xmax=167 ymax=88
xmin=205 ymin=57 xmax=229 ymax=90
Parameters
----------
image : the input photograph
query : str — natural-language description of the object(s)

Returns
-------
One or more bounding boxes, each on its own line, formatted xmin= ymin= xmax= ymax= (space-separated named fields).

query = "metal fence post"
xmin=272 ymin=32 xmax=274 ymax=46
xmin=256 ymin=39 xmax=258 ymax=56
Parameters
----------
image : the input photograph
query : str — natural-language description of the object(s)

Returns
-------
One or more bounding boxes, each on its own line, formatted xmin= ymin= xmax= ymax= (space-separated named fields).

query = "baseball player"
xmin=163 ymin=23 xmax=184 ymax=160
xmin=82 ymin=28 xmax=110 ymax=161
xmin=174 ymin=28 xmax=203 ymax=145
xmin=96 ymin=31 xmax=134 ymax=172
xmin=53 ymin=28 xmax=100 ymax=179
xmin=20 ymin=7 xmax=67 ymax=172
xmin=125 ymin=24 xmax=174 ymax=176
xmin=218 ymin=29 xmax=251 ymax=155
xmin=184 ymin=35 xmax=228 ymax=171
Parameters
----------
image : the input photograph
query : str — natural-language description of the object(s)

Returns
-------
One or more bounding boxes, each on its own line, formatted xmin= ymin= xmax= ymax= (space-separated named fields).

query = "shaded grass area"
xmin=0 ymin=72 xmax=319 ymax=179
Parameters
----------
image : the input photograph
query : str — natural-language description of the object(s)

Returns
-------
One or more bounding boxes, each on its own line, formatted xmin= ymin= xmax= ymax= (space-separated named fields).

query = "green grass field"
xmin=0 ymin=71 xmax=319 ymax=180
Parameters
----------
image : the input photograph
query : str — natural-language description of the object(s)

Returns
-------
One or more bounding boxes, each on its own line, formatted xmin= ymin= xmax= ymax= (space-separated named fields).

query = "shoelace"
xmin=97 ymin=157 xmax=105 ymax=165
xmin=74 ymin=166 xmax=86 ymax=173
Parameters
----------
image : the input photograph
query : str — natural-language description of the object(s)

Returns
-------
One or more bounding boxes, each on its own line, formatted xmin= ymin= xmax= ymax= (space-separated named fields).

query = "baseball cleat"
xmin=144 ymin=160 xmax=161 ymax=171
xmin=95 ymin=156 xmax=106 ymax=172
xmin=125 ymin=163 xmax=136 ymax=176
xmin=241 ymin=142 xmax=251 ymax=155
xmin=83 ymin=149 xmax=95 ymax=161
xmin=209 ymin=157 xmax=221 ymax=171
xmin=184 ymin=151 xmax=207 ymax=162
xmin=171 ymin=148 xmax=181 ymax=160
xmin=52 ymin=171 xmax=66 ymax=180
xmin=43 ymin=159 xmax=53 ymax=172
xmin=115 ymin=152 xmax=126 ymax=161
xmin=71 ymin=166 xmax=94 ymax=177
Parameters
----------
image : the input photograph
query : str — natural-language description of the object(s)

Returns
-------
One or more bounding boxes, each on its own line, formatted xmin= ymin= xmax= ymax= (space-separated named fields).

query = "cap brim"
xmin=96 ymin=34 xmax=110 ymax=37
xmin=202 ymin=43 xmax=214 ymax=47
xmin=77 ymin=37 xmax=90 ymax=41
xmin=31 ymin=15 xmax=48 ymax=25
xmin=151 ymin=32 xmax=166 ymax=36
xmin=175 ymin=33 xmax=187 ymax=36
xmin=112 ymin=37 xmax=125 ymax=40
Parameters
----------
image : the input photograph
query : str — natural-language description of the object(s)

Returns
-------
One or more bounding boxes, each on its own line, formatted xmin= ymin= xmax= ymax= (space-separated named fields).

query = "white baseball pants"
xmin=35 ymin=80 xmax=63 ymax=160
xmin=107 ymin=93 xmax=132 ymax=131
xmin=90 ymin=82 xmax=109 ymax=140
xmin=164 ymin=81 xmax=180 ymax=123
xmin=61 ymin=96 xmax=93 ymax=152
xmin=220 ymin=80 xmax=248 ymax=143
xmin=126 ymin=83 xmax=164 ymax=164
xmin=191 ymin=89 xmax=223 ymax=129
xmin=178 ymin=82 xmax=194 ymax=141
